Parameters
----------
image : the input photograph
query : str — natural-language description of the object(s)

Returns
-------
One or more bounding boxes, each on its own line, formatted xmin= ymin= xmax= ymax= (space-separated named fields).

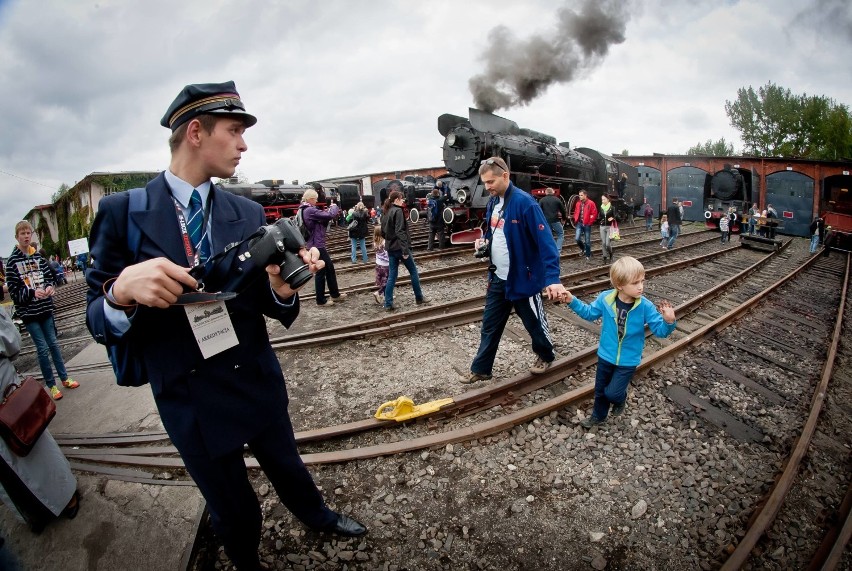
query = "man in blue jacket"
xmin=85 ymin=81 xmax=365 ymax=570
xmin=465 ymin=157 xmax=568 ymax=383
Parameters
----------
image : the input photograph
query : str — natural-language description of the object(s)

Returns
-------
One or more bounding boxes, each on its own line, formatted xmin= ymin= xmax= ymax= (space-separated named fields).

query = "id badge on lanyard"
xmin=172 ymin=194 xmax=239 ymax=358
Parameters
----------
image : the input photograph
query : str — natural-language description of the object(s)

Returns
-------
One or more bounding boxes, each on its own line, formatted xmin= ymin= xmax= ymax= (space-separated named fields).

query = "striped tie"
xmin=187 ymin=190 xmax=210 ymax=263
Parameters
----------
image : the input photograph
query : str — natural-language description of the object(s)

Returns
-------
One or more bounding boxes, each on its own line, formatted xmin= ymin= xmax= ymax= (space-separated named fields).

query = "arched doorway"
xmin=667 ymin=166 xmax=710 ymax=221
xmin=638 ymin=166 xmax=662 ymax=217
xmin=766 ymin=171 xmax=813 ymax=237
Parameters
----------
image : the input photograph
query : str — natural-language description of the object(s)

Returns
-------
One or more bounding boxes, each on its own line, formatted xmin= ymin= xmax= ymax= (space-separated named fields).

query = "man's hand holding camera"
xmin=112 ymin=258 xmax=198 ymax=309
xmin=110 ymin=245 xmax=326 ymax=308
xmin=266 ymin=246 xmax=324 ymax=299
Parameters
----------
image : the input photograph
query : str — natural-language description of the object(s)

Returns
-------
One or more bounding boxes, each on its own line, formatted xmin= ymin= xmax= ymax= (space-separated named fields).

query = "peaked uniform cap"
xmin=161 ymin=80 xmax=257 ymax=131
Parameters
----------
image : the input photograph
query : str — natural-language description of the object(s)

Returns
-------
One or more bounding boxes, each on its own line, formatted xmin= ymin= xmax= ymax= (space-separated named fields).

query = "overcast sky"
xmin=1 ymin=0 xmax=850 ymax=256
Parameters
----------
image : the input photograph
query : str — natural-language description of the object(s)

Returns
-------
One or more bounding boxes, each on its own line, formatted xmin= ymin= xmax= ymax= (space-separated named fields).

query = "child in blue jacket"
xmin=563 ymin=256 xmax=676 ymax=427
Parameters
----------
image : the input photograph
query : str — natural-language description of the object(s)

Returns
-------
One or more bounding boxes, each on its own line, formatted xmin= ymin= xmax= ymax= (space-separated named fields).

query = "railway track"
xmin=38 ymin=229 xmax=852 ymax=568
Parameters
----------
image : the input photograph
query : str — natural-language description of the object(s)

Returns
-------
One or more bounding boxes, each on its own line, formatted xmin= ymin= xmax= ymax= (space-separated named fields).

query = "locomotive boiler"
xmin=702 ymin=164 xmax=751 ymax=233
xmin=430 ymin=108 xmax=642 ymax=243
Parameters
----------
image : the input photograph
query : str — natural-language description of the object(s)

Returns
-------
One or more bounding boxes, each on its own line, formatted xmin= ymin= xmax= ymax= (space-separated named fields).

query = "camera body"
xmin=190 ymin=218 xmax=312 ymax=295
xmin=474 ymin=241 xmax=490 ymax=259
xmin=238 ymin=218 xmax=312 ymax=289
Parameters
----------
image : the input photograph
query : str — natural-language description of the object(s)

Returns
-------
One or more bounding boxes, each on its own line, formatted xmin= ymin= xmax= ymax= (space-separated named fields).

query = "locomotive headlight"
xmin=447 ymin=133 xmax=462 ymax=148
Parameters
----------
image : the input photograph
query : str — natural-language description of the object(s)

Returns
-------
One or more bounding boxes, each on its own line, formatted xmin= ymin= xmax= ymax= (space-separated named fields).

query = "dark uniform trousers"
xmin=179 ymin=413 xmax=335 ymax=570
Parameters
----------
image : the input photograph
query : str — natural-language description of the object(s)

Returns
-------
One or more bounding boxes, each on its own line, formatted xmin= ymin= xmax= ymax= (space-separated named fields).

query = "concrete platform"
xmin=0 ymin=341 xmax=204 ymax=571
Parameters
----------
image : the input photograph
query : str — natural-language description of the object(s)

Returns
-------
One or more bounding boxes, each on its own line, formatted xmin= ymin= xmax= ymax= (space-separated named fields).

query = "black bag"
xmin=0 ymin=376 xmax=56 ymax=456
xmin=295 ymin=207 xmax=311 ymax=241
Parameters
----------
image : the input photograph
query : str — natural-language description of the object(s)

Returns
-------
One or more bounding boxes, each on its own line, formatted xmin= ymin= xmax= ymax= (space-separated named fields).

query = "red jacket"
xmin=573 ymin=198 xmax=598 ymax=226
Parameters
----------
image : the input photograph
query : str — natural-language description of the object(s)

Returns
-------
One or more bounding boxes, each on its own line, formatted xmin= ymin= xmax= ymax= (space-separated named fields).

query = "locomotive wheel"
xmin=565 ymin=194 xmax=581 ymax=229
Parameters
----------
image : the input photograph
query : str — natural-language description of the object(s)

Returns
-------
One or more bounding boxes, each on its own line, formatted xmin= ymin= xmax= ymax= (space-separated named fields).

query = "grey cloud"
xmin=469 ymin=0 xmax=631 ymax=112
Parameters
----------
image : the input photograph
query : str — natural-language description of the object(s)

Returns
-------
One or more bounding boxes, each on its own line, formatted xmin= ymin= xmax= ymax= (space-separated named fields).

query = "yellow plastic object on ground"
xmin=374 ymin=396 xmax=455 ymax=422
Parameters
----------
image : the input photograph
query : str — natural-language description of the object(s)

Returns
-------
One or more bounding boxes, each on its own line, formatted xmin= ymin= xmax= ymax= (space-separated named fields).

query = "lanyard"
xmin=172 ymin=194 xmax=212 ymax=267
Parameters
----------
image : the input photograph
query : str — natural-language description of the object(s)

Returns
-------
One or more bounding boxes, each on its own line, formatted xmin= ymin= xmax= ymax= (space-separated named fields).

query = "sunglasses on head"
xmin=481 ymin=158 xmax=506 ymax=172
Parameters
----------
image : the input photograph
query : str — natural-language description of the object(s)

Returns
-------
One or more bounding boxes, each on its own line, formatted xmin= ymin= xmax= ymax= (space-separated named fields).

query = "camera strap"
xmin=172 ymin=194 xmax=212 ymax=268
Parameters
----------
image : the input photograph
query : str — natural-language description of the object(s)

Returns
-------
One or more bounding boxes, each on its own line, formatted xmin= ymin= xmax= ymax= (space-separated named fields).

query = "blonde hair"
xmin=302 ymin=189 xmax=318 ymax=202
xmin=372 ymin=225 xmax=384 ymax=247
xmin=610 ymin=256 xmax=645 ymax=288
xmin=14 ymin=220 xmax=33 ymax=237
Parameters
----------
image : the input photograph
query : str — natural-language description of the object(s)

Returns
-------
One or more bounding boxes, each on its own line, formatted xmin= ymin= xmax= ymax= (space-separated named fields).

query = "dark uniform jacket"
xmin=86 ymin=173 xmax=299 ymax=458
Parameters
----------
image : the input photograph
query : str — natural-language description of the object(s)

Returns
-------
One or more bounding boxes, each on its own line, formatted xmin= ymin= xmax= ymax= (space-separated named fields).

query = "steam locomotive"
xmin=416 ymin=108 xmax=643 ymax=243
xmin=219 ymin=180 xmax=318 ymax=223
xmin=702 ymin=164 xmax=751 ymax=232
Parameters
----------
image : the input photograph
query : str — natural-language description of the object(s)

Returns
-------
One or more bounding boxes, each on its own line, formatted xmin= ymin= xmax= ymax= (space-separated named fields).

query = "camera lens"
xmin=280 ymin=251 xmax=312 ymax=289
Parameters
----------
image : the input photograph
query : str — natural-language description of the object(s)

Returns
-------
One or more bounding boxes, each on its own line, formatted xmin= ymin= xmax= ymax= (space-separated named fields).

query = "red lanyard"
xmin=171 ymin=194 xmax=211 ymax=267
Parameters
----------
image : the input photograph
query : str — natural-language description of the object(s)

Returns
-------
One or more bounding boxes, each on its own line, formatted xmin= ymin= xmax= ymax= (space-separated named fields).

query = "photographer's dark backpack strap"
xmin=127 ymin=187 xmax=148 ymax=257
xmin=105 ymin=187 xmax=151 ymax=387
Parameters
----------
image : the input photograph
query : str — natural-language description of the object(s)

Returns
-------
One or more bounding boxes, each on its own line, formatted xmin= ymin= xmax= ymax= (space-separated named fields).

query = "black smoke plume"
xmin=469 ymin=0 xmax=631 ymax=113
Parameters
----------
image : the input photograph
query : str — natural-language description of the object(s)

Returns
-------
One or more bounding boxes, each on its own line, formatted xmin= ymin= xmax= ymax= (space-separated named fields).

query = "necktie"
xmin=187 ymin=189 xmax=210 ymax=263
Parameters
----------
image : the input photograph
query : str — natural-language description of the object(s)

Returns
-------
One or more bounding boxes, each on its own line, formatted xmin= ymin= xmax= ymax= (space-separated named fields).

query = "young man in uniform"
xmin=85 ymin=81 xmax=365 ymax=570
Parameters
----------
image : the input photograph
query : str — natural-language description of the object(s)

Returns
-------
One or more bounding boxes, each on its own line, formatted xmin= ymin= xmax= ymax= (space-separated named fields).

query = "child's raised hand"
xmin=658 ymin=299 xmax=675 ymax=323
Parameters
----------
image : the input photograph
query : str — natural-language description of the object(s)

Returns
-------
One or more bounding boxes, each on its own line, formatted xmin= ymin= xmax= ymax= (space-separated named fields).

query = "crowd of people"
xmin=743 ymin=202 xmax=780 ymax=238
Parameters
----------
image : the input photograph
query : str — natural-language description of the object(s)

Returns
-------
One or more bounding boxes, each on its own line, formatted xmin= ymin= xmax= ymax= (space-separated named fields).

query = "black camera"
xmin=474 ymin=241 xmax=490 ymax=259
xmin=190 ymin=218 xmax=312 ymax=296
xmin=238 ymin=218 xmax=313 ymax=289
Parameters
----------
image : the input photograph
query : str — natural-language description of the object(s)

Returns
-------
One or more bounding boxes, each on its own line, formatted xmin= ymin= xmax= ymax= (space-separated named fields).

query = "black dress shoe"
xmin=62 ymin=491 xmax=80 ymax=519
xmin=327 ymin=514 xmax=367 ymax=537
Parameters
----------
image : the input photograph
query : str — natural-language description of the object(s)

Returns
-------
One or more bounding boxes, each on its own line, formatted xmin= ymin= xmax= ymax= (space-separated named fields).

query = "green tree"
xmin=686 ymin=138 xmax=735 ymax=156
xmin=813 ymin=102 xmax=852 ymax=160
xmin=52 ymin=183 xmax=70 ymax=203
xmin=725 ymin=82 xmax=852 ymax=159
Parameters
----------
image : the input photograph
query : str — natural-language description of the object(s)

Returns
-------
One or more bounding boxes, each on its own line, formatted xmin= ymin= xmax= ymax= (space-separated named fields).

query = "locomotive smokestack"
xmin=469 ymin=0 xmax=631 ymax=113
